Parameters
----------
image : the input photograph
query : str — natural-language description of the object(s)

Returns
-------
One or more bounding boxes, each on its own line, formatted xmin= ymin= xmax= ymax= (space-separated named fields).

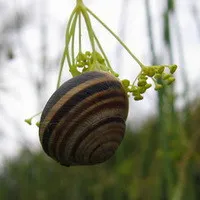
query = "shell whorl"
xmin=39 ymin=71 xmax=129 ymax=166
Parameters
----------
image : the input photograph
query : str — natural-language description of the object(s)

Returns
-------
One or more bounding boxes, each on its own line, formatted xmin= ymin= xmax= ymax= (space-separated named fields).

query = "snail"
xmin=39 ymin=71 xmax=129 ymax=166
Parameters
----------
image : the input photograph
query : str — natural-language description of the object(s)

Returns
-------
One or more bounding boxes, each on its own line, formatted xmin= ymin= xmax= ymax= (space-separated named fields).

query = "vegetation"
xmin=0 ymin=0 xmax=200 ymax=199
xmin=0 ymin=105 xmax=200 ymax=200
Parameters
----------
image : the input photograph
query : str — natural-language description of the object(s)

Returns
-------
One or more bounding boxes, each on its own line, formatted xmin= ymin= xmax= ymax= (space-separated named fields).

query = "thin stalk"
xmin=56 ymin=10 xmax=77 ymax=88
xmin=67 ymin=13 xmax=79 ymax=63
xmin=57 ymin=46 xmax=68 ymax=88
xmin=93 ymin=33 xmax=113 ymax=74
xmin=81 ymin=9 xmax=96 ymax=52
xmin=86 ymin=7 xmax=144 ymax=67
xmin=78 ymin=12 xmax=82 ymax=53
xmin=71 ymin=14 xmax=79 ymax=66
xmin=71 ymin=34 xmax=75 ymax=66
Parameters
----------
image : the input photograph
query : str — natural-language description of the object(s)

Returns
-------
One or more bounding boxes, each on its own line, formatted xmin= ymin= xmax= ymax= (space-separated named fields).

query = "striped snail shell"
xmin=39 ymin=71 xmax=129 ymax=166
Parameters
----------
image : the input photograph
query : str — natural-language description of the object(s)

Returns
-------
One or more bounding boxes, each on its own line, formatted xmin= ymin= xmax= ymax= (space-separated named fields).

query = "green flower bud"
xmin=36 ymin=122 xmax=40 ymax=127
xmin=169 ymin=65 xmax=177 ymax=74
xmin=156 ymin=66 xmax=165 ymax=74
xmin=113 ymin=72 xmax=119 ymax=77
xmin=95 ymin=52 xmax=104 ymax=63
xmin=137 ymin=80 xmax=146 ymax=86
xmin=147 ymin=68 xmax=155 ymax=77
xmin=85 ymin=51 xmax=91 ymax=57
xmin=140 ymin=74 xmax=148 ymax=80
xmin=131 ymin=86 xmax=139 ymax=95
xmin=76 ymin=52 xmax=86 ymax=62
xmin=138 ymin=86 xmax=146 ymax=94
xmin=162 ymin=73 xmax=171 ymax=80
xmin=121 ymin=79 xmax=130 ymax=88
xmin=134 ymin=95 xmax=143 ymax=101
xmin=154 ymin=73 xmax=162 ymax=79
xmin=131 ymin=85 xmax=138 ymax=92
xmin=166 ymin=77 xmax=175 ymax=84
xmin=25 ymin=118 xmax=32 ymax=125
xmin=145 ymin=83 xmax=152 ymax=89
xmin=142 ymin=67 xmax=148 ymax=75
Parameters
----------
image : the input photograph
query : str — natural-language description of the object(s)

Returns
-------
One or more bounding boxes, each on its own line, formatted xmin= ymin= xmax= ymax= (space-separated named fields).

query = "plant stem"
xmin=56 ymin=9 xmax=77 ymax=88
xmin=77 ymin=0 xmax=83 ymax=4
xmin=71 ymin=14 xmax=79 ymax=66
xmin=78 ymin=12 xmax=82 ymax=53
xmin=86 ymin=7 xmax=144 ymax=68
xmin=81 ymin=9 xmax=96 ymax=52
xmin=57 ymin=48 xmax=66 ymax=89
xmin=93 ymin=33 xmax=113 ymax=74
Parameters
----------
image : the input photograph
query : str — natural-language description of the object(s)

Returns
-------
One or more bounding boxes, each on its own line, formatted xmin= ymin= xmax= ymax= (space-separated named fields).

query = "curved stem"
xmin=31 ymin=111 xmax=42 ymax=119
xmin=86 ymin=7 xmax=144 ymax=68
xmin=81 ymin=9 xmax=96 ymax=52
xmin=132 ymin=71 xmax=142 ymax=85
xmin=57 ymin=47 xmax=67 ymax=88
xmin=56 ymin=9 xmax=77 ymax=88
xmin=71 ymin=13 xmax=79 ymax=66
xmin=93 ymin=33 xmax=115 ymax=74
xmin=78 ymin=12 xmax=82 ymax=53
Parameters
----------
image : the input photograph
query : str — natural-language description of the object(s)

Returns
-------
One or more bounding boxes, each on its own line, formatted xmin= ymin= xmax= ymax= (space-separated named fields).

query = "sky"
xmin=0 ymin=0 xmax=200 ymax=162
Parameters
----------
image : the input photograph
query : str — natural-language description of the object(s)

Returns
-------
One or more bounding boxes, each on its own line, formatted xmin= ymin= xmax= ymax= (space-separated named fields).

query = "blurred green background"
xmin=0 ymin=0 xmax=200 ymax=199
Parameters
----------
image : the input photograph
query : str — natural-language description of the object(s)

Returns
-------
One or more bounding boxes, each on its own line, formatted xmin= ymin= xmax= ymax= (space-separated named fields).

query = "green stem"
xmin=56 ymin=9 xmax=77 ymax=88
xmin=93 ymin=33 xmax=113 ymax=74
xmin=30 ymin=112 xmax=42 ymax=119
xmin=71 ymin=13 xmax=79 ymax=66
xmin=78 ymin=12 xmax=82 ymax=53
xmin=77 ymin=0 xmax=83 ymax=4
xmin=132 ymin=71 xmax=142 ymax=85
xmin=81 ymin=9 xmax=96 ymax=52
xmin=86 ymin=7 xmax=144 ymax=68
xmin=57 ymin=47 xmax=67 ymax=89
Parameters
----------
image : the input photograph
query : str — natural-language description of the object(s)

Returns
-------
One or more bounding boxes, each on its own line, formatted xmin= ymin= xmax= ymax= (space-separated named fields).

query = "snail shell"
xmin=39 ymin=71 xmax=129 ymax=166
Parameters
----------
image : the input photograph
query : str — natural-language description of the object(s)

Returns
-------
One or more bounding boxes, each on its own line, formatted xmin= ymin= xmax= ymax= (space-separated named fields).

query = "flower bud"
xmin=147 ymin=68 xmax=155 ymax=77
xmin=25 ymin=118 xmax=32 ymax=125
xmin=145 ymin=83 xmax=152 ymax=89
xmin=134 ymin=95 xmax=143 ymax=100
xmin=162 ymin=73 xmax=171 ymax=80
xmin=154 ymin=73 xmax=162 ymax=79
xmin=169 ymin=65 xmax=177 ymax=74
xmin=138 ymin=80 xmax=146 ymax=86
xmin=122 ymin=79 xmax=130 ymax=88
xmin=166 ymin=77 xmax=175 ymax=84
xmin=156 ymin=66 xmax=165 ymax=74
xmin=138 ymin=87 xmax=146 ymax=94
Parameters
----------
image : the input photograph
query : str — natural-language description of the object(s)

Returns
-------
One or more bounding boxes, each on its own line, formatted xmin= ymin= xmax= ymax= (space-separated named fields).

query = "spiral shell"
xmin=39 ymin=71 xmax=129 ymax=166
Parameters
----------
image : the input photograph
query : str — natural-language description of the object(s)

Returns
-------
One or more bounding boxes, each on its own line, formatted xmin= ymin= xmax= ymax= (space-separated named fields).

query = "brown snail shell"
xmin=39 ymin=71 xmax=129 ymax=166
